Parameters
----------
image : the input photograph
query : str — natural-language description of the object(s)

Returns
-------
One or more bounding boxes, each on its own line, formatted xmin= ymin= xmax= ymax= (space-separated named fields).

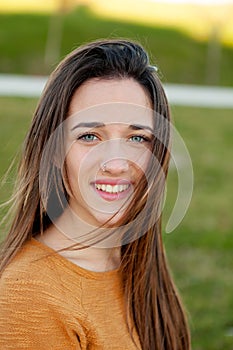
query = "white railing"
xmin=0 ymin=74 xmax=233 ymax=108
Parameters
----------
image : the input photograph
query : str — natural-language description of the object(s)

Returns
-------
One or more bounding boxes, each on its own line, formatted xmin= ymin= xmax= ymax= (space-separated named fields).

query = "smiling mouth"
xmin=95 ymin=183 xmax=130 ymax=194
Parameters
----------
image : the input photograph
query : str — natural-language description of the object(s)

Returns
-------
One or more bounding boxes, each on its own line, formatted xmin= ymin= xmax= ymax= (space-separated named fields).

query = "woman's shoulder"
xmin=0 ymin=239 xmax=85 ymax=320
xmin=1 ymin=238 xmax=60 ymax=281
xmin=0 ymin=240 xmax=87 ymax=349
xmin=0 ymin=239 xmax=83 ymax=301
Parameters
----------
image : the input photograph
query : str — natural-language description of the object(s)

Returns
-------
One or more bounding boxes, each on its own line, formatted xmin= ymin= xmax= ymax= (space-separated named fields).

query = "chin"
xmin=89 ymin=209 xmax=125 ymax=227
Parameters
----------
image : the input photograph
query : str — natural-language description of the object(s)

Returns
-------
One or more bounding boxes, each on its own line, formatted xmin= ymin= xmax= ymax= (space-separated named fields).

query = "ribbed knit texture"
xmin=0 ymin=239 xmax=140 ymax=349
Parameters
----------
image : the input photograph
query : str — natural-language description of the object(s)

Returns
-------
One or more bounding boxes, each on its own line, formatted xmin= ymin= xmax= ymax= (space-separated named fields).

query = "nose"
xmin=101 ymin=158 xmax=129 ymax=175
xmin=99 ymin=138 xmax=131 ymax=175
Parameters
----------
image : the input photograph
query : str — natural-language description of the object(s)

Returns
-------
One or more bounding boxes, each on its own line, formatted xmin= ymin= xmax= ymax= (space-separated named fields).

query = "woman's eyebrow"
xmin=71 ymin=122 xmax=105 ymax=131
xmin=71 ymin=122 xmax=153 ymax=133
xmin=129 ymin=124 xmax=154 ymax=133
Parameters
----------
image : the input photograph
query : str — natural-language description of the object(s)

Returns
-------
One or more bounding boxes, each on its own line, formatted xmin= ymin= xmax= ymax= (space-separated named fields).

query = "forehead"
xmin=68 ymin=78 xmax=154 ymax=129
xmin=68 ymin=103 xmax=154 ymax=131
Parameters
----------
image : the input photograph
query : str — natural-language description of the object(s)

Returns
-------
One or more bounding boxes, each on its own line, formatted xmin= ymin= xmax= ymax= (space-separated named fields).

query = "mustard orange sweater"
xmin=0 ymin=239 xmax=141 ymax=349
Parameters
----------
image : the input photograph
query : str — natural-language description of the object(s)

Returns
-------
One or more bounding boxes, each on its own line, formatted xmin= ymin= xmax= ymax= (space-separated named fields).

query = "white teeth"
xmin=112 ymin=185 xmax=118 ymax=193
xmin=95 ymin=183 xmax=130 ymax=193
xmin=106 ymin=185 xmax=111 ymax=193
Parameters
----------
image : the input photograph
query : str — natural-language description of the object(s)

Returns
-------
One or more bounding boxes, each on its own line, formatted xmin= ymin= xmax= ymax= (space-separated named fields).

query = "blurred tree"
xmin=204 ymin=3 xmax=232 ymax=85
xmin=45 ymin=0 xmax=76 ymax=67
xmin=205 ymin=23 xmax=221 ymax=85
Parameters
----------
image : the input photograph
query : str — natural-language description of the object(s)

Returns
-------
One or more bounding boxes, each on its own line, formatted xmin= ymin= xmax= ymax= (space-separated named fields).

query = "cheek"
xmin=133 ymin=148 xmax=152 ymax=174
xmin=64 ymin=147 xmax=83 ymax=193
xmin=65 ymin=145 xmax=99 ymax=191
xmin=66 ymin=145 xmax=90 ymax=175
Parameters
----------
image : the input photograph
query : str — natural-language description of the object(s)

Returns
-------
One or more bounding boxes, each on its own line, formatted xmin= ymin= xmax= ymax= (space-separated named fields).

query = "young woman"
xmin=0 ymin=39 xmax=190 ymax=349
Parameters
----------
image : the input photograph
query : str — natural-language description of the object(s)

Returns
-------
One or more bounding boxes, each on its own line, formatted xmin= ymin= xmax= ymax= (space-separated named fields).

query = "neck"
xmin=36 ymin=210 xmax=121 ymax=272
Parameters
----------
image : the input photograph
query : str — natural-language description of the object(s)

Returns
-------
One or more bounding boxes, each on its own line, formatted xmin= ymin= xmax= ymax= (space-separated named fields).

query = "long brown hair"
xmin=0 ymin=39 xmax=190 ymax=349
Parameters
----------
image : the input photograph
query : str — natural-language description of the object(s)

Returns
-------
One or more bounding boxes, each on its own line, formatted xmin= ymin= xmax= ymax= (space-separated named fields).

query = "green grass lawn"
xmin=0 ymin=97 xmax=233 ymax=349
xmin=163 ymin=105 xmax=233 ymax=349
xmin=0 ymin=5 xmax=233 ymax=86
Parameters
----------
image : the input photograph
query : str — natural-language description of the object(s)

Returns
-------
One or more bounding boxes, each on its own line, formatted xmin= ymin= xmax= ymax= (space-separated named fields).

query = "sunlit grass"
xmin=0 ymin=0 xmax=232 ymax=46
xmin=0 ymin=0 xmax=54 ymax=13
xmin=89 ymin=0 xmax=233 ymax=45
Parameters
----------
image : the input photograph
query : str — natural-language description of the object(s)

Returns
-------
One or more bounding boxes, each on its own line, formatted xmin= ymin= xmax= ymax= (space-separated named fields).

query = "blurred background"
xmin=0 ymin=0 xmax=233 ymax=349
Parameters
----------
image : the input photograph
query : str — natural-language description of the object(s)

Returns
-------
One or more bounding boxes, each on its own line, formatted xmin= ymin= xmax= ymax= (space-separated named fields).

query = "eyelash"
xmin=129 ymin=134 xmax=151 ymax=143
xmin=77 ymin=133 xmax=98 ymax=142
xmin=76 ymin=133 xmax=151 ymax=143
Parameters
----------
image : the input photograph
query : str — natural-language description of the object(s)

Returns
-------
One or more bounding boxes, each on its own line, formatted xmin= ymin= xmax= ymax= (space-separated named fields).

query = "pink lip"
xmin=91 ymin=179 xmax=133 ymax=202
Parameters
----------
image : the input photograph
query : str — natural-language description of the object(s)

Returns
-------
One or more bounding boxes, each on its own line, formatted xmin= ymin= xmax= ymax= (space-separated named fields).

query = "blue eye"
xmin=78 ymin=133 xmax=98 ymax=142
xmin=129 ymin=135 xmax=149 ymax=143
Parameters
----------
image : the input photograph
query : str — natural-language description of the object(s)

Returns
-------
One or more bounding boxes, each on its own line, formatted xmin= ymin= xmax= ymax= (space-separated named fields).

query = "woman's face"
xmin=65 ymin=78 xmax=154 ymax=227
